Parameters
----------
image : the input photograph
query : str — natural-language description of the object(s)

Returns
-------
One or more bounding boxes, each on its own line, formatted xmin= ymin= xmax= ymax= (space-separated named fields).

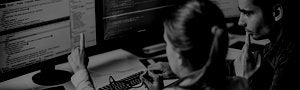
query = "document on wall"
xmin=69 ymin=0 xmax=96 ymax=48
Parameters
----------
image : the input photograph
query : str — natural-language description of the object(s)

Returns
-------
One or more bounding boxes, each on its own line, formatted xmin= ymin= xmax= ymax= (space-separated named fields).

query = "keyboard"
xmin=98 ymin=71 xmax=144 ymax=90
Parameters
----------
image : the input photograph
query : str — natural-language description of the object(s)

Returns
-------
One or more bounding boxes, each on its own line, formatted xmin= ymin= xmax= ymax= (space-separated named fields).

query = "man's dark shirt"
xmin=249 ymin=35 xmax=299 ymax=90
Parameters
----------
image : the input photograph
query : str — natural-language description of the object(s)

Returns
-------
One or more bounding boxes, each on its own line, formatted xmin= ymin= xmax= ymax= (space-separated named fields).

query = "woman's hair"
xmin=164 ymin=0 xmax=228 ymax=70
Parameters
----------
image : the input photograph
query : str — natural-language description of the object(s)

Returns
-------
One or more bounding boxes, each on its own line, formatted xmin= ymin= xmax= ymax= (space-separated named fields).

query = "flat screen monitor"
xmin=0 ymin=0 xmax=97 ymax=85
xmin=98 ymin=0 xmax=173 ymax=57
xmin=98 ymin=0 xmax=240 ymax=56
xmin=210 ymin=0 xmax=240 ymax=19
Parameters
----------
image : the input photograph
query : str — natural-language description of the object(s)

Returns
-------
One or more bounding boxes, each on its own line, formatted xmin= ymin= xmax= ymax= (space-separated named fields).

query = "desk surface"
xmin=0 ymin=35 xmax=261 ymax=90
xmin=0 ymin=49 xmax=177 ymax=90
xmin=0 ymin=49 xmax=149 ymax=90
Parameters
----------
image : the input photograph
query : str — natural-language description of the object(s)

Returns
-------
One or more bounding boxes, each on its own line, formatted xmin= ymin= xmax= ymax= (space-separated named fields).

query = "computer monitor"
xmin=211 ymin=0 xmax=240 ymax=19
xmin=98 ymin=0 xmax=173 ymax=57
xmin=98 ymin=0 xmax=240 ymax=57
xmin=210 ymin=0 xmax=243 ymax=34
xmin=0 ymin=0 xmax=97 ymax=85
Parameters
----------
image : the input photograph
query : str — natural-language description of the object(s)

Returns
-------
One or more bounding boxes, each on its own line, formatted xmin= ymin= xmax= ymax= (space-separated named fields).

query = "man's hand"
xmin=234 ymin=32 xmax=260 ymax=79
xmin=68 ymin=33 xmax=88 ymax=73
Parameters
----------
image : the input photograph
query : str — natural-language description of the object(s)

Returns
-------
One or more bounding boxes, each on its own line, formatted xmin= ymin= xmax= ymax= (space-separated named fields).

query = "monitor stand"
xmin=32 ymin=65 xmax=72 ymax=86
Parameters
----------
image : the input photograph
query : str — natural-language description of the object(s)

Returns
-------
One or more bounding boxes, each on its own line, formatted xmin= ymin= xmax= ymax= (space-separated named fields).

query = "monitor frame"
xmin=96 ymin=0 xmax=172 ymax=57
xmin=0 ymin=0 xmax=100 ymax=83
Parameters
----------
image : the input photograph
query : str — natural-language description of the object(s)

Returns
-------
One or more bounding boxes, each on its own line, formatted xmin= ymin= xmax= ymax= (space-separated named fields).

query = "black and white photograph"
xmin=1 ymin=0 xmax=297 ymax=90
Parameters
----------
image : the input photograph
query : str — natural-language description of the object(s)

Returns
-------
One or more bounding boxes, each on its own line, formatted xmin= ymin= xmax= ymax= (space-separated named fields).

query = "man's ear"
xmin=273 ymin=4 xmax=283 ymax=21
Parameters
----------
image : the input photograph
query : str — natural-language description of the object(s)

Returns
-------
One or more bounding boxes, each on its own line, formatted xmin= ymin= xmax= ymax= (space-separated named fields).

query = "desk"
xmin=1 ymin=38 xmax=249 ymax=90
xmin=0 ymin=49 xmax=144 ymax=90
xmin=87 ymin=49 xmax=148 ymax=90
xmin=0 ymin=47 xmax=240 ymax=90
xmin=0 ymin=49 xmax=176 ymax=90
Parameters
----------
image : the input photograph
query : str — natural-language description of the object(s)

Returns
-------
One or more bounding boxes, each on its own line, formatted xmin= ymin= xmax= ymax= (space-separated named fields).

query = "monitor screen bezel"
xmin=0 ymin=0 xmax=100 ymax=83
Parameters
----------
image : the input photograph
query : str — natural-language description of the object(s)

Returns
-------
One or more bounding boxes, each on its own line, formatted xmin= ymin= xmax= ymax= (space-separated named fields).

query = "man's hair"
xmin=252 ymin=0 xmax=291 ymax=40
xmin=164 ymin=0 xmax=227 ymax=70
xmin=252 ymin=0 xmax=285 ymax=11
xmin=252 ymin=0 xmax=287 ymax=25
